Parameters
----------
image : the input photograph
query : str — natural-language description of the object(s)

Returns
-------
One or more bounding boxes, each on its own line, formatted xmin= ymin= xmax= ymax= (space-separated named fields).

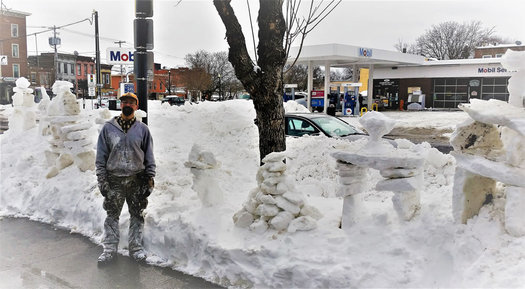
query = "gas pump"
xmin=284 ymin=84 xmax=297 ymax=102
xmin=342 ymin=83 xmax=362 ymax=116
xmin=327 ymin=84 xmax=340 ymax=116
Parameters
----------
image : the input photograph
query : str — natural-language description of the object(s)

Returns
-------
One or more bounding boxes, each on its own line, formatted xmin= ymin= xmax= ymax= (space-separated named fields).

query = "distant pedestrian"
xmin=95 ymin=92 xmax=156 ymax=264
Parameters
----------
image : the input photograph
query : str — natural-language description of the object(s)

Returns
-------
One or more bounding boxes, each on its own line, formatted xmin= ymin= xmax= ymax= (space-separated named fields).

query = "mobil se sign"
xmin=107 ymin=48 xmax=134 ymax=65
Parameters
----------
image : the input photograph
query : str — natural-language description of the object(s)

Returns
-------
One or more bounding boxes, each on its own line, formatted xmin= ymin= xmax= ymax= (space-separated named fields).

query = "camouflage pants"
xmin=102 ymin=174 xmax=148 ymax=253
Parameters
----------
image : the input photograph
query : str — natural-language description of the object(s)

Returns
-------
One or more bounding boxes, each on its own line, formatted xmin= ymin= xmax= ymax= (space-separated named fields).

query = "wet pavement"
xmin=0 ymin=217 xmax=224 ymax=289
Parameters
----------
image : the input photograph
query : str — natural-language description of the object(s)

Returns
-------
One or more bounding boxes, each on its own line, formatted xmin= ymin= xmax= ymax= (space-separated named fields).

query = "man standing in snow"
xmin=95 ymin=92 xmax=156 ymax=264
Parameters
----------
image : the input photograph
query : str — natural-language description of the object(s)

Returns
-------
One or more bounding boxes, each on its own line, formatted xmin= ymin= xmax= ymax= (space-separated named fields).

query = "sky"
xmin=3 ymin=0 xmax=525 ymax=69
xmin=2 ymin=88 xmax=525 ymax=287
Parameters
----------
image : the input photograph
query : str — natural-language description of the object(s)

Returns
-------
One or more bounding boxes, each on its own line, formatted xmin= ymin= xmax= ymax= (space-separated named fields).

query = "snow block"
xmin=255 ymin=204 xmax=280 ymax=217
xmin=300 ymin=205 xmax=323 ymax=220
xmin=452 ymin=167 xmax=496 ymax=224
xmin=392 ymin=190 xmax=421 ymax=221
xmin=505 ymin=186 xmax=525 ymax=237
xmin=288 ymin=216 xmax=317 ymax=233
xmin=275 ymin=196 xmax=300 ymax=215
xmin=269 ymin=211 xmax=294 ymax=231
xmin=233 ymin=210 xmax=255 ymax=228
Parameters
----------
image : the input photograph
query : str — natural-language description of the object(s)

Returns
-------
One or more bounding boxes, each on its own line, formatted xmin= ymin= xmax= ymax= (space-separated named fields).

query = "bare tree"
xmin=413 ymin=21 xmax=496 ymax=59
xmin=185 ymin=50 xmax=238 ymax=98
xmin=214 ymin=0 xmax=340 ymax=162
xmin=393 ymin=38 xmax=418 ymax=54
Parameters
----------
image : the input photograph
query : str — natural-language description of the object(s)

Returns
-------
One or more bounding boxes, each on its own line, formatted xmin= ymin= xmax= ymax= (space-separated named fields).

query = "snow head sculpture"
xmin=8 ymin=77 xmax=36 ymax=132
xmin=47 ymin=81 xmax=80 ymax=116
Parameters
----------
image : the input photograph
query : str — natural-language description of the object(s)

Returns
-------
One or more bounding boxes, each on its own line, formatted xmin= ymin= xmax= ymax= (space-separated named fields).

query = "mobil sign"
xmin=107 ymin=48 xmax=134 ymax=64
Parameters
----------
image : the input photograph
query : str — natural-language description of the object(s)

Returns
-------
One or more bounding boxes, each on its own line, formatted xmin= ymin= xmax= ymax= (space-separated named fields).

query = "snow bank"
xmin=1 ymin=99 xmax=525 ymax=288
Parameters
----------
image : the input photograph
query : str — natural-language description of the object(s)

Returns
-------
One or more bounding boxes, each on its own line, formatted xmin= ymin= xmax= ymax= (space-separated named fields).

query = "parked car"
xmin=162 ymin=95 xmax=186 ymax=106
xmin=94 ymin=97 xmax=110 ymax=109
xmin=286 ymin=113 xmax=364 ymax=139
xmin=285 ymin=113 xmax=397 ymax=146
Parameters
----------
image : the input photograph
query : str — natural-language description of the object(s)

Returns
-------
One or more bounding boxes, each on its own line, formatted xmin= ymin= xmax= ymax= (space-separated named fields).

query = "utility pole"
xmin=114 ymin=40 xmax=126 ymax=87
xmin=94 ymin=10 xmax=102 ymax=107
xmin=52 ymin=25 xmax=58 ymax=82
xmin=167 ymin=69 xmax=171 ymax=95
xmin=135 ymin=0 xmax=154 ymax=125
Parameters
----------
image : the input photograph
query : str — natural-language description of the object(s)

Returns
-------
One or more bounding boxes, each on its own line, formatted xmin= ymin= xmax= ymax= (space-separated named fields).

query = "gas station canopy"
xmin=287 ymin=43 xmax=426 ymax=112
xmin=288 ymin=43 xmax=425 ymax=67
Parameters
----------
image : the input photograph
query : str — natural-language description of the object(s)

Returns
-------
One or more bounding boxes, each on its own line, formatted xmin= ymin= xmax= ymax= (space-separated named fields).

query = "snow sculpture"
xmin=450 ymin=50 xmax=525 ymax=236
xmin=8 ymin=77 xmax=36 ymax=132
xmin=184 ymin=144 xmax=224 ymax=207
xmin=233 ymin=151 xmax=321 ymax=233
xmin=43 ymin=81 xmax=95 ymax=178
xmin=331 ymin=111 xmax=426 ymax=230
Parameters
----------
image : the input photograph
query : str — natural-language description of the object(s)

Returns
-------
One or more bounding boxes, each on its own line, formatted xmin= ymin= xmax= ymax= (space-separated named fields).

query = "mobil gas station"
xmin=288 ymin=43 xmax=517 ymax=114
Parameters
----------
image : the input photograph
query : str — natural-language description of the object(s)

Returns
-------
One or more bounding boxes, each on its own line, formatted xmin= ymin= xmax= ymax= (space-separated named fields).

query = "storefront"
xmin=373 ymin=58 xmax=512 ymax=109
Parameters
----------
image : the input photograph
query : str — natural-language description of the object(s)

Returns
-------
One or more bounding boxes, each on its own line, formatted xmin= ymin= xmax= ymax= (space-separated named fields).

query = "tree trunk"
xmin=214 ymin=0 xmax=287 ymax=163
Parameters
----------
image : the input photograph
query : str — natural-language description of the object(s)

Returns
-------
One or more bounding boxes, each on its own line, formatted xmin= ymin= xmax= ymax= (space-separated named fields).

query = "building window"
xmin=12 ymin=44 xmax=19 ymax=58
xmin=31 ymin=72 xmax=37 ymax=83
xmin=91 ymin=65 xmax=94 ymax=74
xmin=104 ymin=74 xmax=110 ymax=84
xmin=13 ymin=64 xmax=20 ymax=78
xmin=433 ymin=78 xmax=468 ymax=108
xmin=481 ymin=77 xmax=509 ymax=101
xmin=59 ymin=62 xmax=65 ymax=74
xmin=84 ymin=64 xmax=88 ymax=76
xmin=482 ymin=55 xmax=492 ymax=58
xmin=77 ymin=64 xmax=81 ymax=76
xmin=11 ymin=24 xmax=19 ymax=37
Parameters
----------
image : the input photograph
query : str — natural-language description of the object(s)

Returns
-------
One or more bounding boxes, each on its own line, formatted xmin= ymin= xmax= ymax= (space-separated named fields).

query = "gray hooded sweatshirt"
xmin=96 ymin=117 xmax=156 ymax=179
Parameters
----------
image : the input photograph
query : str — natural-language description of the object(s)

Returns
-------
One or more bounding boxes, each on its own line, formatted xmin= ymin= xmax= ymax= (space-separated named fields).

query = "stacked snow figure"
xmin=184 ymin=144 xmax=224 ymax=207
xmin=450 ymin=50 xmax=525 ymax=237
xmin=331 ymin=111 xmax=426 ymax=230
xmin=42 ymin=81 xmax=95 ymax=178
xmin=8 ymin=77 xmax=37 ymax=132
xmin=233 ymin=151 xmax=322 ymax=233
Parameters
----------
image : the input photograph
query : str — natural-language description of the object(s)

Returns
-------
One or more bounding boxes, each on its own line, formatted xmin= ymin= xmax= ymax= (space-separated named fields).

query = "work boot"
xmin=130 ymin=249 xmax=147 ymax=262
xmin=97 ymin=250 xmax=116 ymax=264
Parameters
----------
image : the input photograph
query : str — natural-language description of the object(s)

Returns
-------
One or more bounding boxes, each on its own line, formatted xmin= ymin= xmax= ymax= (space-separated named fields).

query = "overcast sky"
xmin=4 ymin=0 xmax=525 ymax=68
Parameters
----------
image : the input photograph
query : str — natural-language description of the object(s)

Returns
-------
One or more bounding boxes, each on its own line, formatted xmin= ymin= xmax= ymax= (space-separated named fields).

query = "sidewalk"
xmin=0 ymin=217 xmax=223 ymax=289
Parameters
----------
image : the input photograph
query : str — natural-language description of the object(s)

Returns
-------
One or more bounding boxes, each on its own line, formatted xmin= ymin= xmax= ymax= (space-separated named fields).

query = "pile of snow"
xmin=1 ymin=98 xmax=525 ymax=288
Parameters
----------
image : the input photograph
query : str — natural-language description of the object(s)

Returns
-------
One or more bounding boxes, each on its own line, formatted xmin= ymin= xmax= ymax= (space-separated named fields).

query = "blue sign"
xmin=359 ymin=48 xmax=373 ymax=57
xmin=123 ymin=83 xmax=134 ymax=93
xmin=311 ymin=98 xmax=324 ymax=107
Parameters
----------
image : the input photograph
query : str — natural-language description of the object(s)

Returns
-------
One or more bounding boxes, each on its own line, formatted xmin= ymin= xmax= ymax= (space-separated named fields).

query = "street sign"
xmin=120 ymin=83 xmax=135 ymax=94
xmin=88 ymin=86 xmax=95 ymax=97
xmin=0 ymin=55 xmax=7 ymax=65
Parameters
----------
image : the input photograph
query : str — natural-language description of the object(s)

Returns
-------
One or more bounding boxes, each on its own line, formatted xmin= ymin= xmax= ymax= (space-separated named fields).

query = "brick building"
xmin=474 ymin=43 xmax=525 ymax=59
xmin=0 ymin=7 xmax=30 ymax=104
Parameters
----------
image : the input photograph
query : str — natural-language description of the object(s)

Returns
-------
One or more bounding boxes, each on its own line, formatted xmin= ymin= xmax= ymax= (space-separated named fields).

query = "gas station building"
xmin=289 ymin=43 xmax=519 ymax=111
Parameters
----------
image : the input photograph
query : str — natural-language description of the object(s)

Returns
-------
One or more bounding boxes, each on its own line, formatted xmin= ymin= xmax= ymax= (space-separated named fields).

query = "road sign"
xmin=88 ymin=86 xmax=95 ymax=97
xmin=120 ymin=83 xmax=134 ymax=94
xmin=0 ymin=55 xmax=7 ymax=65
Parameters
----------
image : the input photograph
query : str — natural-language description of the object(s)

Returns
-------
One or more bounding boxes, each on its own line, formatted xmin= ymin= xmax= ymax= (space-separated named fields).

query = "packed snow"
xmin=1 ymin=50 xmax=524 ymax=288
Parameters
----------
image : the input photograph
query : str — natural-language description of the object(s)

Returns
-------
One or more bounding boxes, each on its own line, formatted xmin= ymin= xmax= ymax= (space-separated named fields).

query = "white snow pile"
xmin=1 ymin=94 xmax=525 ymax=287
